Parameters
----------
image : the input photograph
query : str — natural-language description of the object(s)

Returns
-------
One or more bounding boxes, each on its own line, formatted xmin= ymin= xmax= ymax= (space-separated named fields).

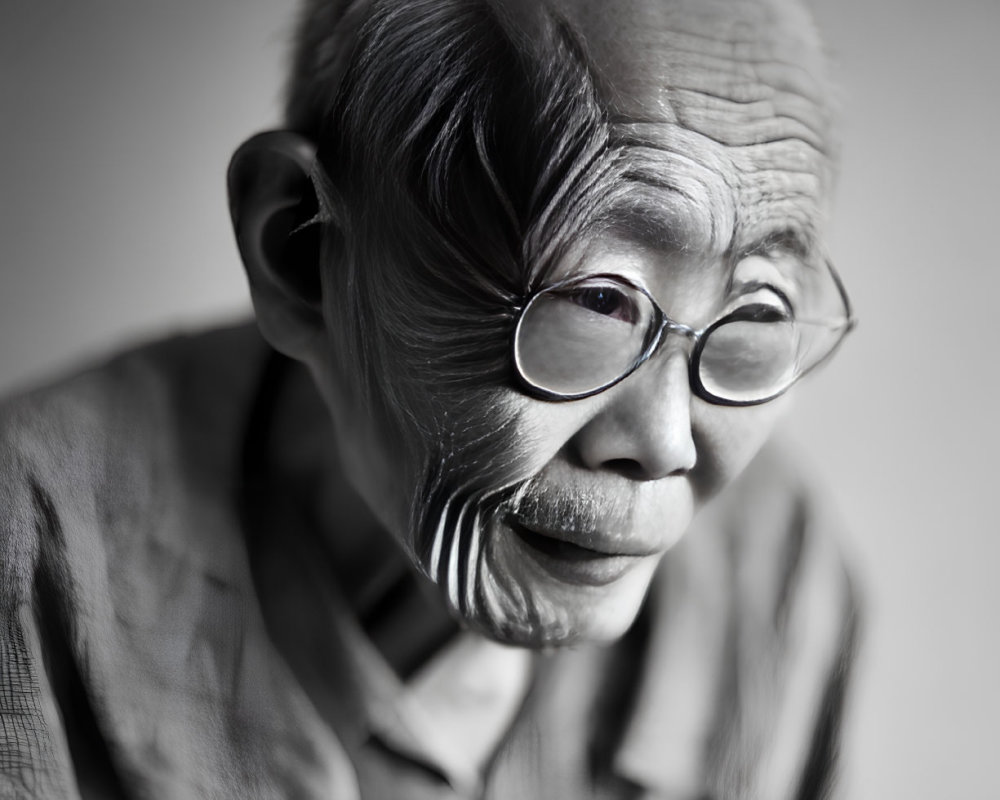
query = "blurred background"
xmin=1 ymin=0 xmax=997 ymax=797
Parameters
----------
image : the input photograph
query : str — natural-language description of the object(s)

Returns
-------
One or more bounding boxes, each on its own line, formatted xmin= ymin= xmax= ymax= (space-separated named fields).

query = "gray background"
xmin=2 ymin=1 xmax=997 ymax=797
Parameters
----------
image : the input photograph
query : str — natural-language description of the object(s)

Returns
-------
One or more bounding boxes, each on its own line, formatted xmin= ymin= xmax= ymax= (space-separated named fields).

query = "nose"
xmin=570 ymin=348 xmax=697 ymax=481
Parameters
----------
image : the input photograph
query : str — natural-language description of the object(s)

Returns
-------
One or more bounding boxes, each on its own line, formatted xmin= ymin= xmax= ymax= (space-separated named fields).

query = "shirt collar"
xmin=300 ymin=527 xmax=734 ymax=800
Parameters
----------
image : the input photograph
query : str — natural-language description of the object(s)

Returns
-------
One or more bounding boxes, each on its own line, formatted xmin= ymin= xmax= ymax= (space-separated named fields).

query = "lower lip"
xmin=507 ymin=520 xmax=645 ymax=587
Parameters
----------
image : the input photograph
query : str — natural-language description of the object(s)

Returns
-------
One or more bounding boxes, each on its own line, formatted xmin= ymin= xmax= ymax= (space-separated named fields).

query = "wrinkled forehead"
xmin=545 ymin=0 xmax=829 ymax=118
xmin=515 ymin=0 xmax=835 ymax=258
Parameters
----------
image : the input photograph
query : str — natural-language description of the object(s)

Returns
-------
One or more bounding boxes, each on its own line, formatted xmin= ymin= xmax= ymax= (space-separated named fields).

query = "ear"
xmin=228 ymin=130 xmax=327 ymax=359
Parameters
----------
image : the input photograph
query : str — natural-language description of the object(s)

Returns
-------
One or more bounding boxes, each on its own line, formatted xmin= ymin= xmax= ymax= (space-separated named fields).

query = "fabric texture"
xmin=0 ymin=324 xmax=859 ymax=800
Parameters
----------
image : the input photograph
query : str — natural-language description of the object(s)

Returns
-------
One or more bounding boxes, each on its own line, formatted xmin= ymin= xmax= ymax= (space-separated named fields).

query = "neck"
xmin=267 ymin=356 xmax=459 ymax=678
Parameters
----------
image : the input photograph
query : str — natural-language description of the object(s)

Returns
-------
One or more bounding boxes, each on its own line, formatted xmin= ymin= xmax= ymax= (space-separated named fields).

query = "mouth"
xmin=506 ymin=516 xmax=651 ymax=587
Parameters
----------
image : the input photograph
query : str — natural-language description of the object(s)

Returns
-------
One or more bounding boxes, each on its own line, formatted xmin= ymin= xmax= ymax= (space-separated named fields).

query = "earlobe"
xmin=228 ymin=130 xmax=328 ymax=358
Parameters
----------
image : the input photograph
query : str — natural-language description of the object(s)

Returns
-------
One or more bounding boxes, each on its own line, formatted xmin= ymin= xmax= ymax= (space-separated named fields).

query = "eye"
xmin=564 ymin=284 xmax=640 ymax=323
xmin=727 ymin=302 xmax=791 ymax=324
xmin=725 ymin=283 xmax=793 ymax=322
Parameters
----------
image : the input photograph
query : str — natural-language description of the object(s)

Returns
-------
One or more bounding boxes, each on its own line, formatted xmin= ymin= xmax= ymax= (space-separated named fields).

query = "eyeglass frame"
xmin=511 ymin=258 xmax=856 ymax=407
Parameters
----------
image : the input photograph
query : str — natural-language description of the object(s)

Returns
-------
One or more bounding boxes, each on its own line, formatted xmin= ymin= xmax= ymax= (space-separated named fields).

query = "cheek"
xmin=403 ymin=389 xmax=540 ymax=572
xmin=511 ymin=393 xmax=611 ymax=472
xmin=419 ymin=387 xmax=602 ymax=509
xmin=690 ymin=394 xmax=791 ymax=498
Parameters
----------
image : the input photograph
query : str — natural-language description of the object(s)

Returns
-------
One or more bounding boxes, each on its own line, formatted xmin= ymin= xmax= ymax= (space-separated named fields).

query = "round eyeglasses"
xmin=512 ymin=260 xmax=855 ymax=406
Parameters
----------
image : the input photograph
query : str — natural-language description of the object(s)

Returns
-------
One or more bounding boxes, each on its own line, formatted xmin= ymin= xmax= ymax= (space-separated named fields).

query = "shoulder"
xmin=0 ymin=321 xmax=268 ymax=462
xmin=0 ymin=324 xmax=359 ymax=797
xmin=0 ymin=322 xmax=269 ymax=608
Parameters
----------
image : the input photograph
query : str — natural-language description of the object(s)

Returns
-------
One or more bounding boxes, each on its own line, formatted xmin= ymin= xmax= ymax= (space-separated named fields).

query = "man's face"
xmin=321 ymin=0 xmax=832 ymax=647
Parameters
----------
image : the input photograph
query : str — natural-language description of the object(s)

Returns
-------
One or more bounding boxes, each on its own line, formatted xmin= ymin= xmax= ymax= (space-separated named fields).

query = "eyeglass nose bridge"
xmin=627 ymin=315 xmax=702 ymax=382
xmin=662 ymin=319 xmax=698 ymax=339
xmin=643 ymin=316 xmax=699 ymax=359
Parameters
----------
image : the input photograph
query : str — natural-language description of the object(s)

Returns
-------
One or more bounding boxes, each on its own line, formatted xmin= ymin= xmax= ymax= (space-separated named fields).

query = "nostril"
xmin=601 ymin=454 xmax=694 ymax=481
xmin=602 ymin=458 xmax=648 ymax=481
xmin=569 ymin=431 xmax=696 ymax=481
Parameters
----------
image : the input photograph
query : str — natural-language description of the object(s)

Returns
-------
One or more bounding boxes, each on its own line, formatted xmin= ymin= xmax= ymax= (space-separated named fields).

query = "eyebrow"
xmin=736 ymin=227 xmax=817 ymax=263
xmin=599 ymin=191 xmax=821 ymax=268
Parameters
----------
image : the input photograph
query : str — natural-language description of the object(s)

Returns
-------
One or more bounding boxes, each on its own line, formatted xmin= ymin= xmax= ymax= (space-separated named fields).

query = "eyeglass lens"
xmin=514 ymin=278 xmax=802 ymax=403
xmin=696 ymin=314 xmax=798 ymax=403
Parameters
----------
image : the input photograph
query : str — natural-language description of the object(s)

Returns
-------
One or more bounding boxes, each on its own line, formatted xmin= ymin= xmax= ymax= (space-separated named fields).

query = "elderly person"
xmin=0 ymin=0 xmax=857 ymax=797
